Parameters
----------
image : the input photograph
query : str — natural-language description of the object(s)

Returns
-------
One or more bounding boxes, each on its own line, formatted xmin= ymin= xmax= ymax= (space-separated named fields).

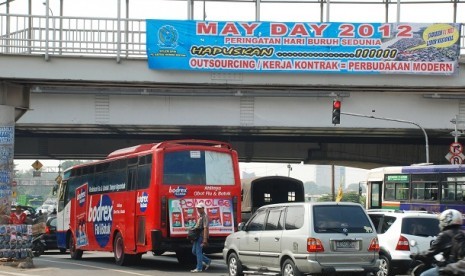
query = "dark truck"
xmin=241 ymin=176 xmax=305 ymax=222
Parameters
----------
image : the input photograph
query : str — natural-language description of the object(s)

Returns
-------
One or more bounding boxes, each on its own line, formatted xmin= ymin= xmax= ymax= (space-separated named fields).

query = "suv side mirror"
xmin=238 ymin=222 xmax=246 ymax=231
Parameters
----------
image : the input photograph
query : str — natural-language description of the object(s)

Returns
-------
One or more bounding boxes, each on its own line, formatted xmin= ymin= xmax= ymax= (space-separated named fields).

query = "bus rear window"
xmin=163 ymin=150 xmax=235 ymax=185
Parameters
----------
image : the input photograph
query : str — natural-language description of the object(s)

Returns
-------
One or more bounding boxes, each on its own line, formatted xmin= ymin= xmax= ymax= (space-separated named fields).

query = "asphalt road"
xmin=0 ymin=250 xmax=228 ymax=276
xmin=0 ymin=250 xmax=413 ymax=276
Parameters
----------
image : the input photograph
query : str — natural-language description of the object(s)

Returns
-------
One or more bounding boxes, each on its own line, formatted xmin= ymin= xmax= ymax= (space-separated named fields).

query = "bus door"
xmin=74 ymin=183 xmax=90 ymax=249
xmin=126 ymin=164 xmax=138 ymax=251
xmin=368 ymin=181 xmax=382 ymax=209
xmin=131 ymin=157 xmax=151 ymax=250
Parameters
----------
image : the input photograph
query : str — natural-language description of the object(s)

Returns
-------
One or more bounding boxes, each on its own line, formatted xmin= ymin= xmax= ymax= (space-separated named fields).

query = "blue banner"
xmin=146 ymin=20 xmax=461 ymax=75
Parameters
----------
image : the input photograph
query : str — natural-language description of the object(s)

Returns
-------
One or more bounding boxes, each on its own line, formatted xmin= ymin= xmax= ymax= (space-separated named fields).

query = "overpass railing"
xmin=0 ymin=14 xmax=146 ymax=61
xmin=0 ymin=13 xmax=464 ymax=61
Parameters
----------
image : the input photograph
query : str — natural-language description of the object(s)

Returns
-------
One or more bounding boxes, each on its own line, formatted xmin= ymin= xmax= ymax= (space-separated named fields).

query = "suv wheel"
xmin=377 ymin=255 xmax=391 ymax=276
xmin=227 ymin=252 xmax=244 ymax=276
xmin=282 ymin=259 xmax=302 ymax=276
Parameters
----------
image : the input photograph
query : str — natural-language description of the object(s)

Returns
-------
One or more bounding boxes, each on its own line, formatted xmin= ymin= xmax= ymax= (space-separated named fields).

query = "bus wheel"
xmin=176 ymin=249 xmax=196 ymax=267
xmin=114 ymin=232 xmax=130 ymax=266
xmin=69 ymin=234 xmax=83 ymax=260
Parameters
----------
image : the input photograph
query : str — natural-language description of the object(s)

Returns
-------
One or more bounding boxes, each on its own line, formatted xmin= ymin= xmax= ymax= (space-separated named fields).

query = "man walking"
xmin=191 ymin=203 xmax=211 ymax=272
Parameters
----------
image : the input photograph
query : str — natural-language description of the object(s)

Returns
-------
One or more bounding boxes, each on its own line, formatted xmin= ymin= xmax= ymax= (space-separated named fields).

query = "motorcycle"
xmin=409 ymin=240 xmax=449 ymax=276
xmin=410 ymin=259 xmax=432 ymax=276
xmin=32 ymin=233 xmax=46 ymax=257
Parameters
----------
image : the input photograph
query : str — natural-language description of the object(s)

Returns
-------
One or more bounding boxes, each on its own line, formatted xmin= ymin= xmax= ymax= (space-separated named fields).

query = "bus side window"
xmin=137 ymin=165 xmax=151 ymax=189
xmin=128 ymin=166 xmax=137 ymax=191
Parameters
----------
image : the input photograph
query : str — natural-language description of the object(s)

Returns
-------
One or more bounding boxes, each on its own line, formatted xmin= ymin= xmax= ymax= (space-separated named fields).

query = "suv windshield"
xmin=401 ymin=217 xmax=439 ymax=237
xmin=314 ymin=205 xmax=374 ymax=233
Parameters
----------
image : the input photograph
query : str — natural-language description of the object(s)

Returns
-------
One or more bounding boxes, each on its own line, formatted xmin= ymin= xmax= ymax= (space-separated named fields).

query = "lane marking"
xmin=38 ymin=259 xmax=152 ymax=276
xmin=0 ymin=271 xmax=39 ymax=276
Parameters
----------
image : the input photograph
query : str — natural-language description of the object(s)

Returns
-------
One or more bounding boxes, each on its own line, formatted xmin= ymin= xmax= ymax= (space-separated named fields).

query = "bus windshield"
xmin=163 ymin=150 xmax=235 ymax=185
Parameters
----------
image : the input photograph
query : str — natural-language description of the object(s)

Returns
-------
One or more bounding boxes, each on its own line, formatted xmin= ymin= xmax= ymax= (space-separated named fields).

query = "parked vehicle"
xmin=367 ymin=210 xmax=439 ymax=276
xmin=43 ymin=215 xmax=65 ymax=253
xmin=241 ymin=176 xmax=305 ymax=222
xmin=223 ymin=202 xmax=380 ymax=276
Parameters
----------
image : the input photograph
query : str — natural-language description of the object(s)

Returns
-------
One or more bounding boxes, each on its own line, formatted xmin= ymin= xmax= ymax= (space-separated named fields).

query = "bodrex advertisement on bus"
xmin=169 ymin=198 xmax=234 ymax=236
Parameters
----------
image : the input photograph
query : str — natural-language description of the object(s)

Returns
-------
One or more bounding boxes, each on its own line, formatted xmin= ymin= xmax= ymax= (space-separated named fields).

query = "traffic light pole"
xmin=341 ymin=112 xmax=430 ymax=164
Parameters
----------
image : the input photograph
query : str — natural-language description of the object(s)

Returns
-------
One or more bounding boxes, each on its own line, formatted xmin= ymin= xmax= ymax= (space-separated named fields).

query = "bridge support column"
xmin=0 ymin=104 xmax=14 ymax=223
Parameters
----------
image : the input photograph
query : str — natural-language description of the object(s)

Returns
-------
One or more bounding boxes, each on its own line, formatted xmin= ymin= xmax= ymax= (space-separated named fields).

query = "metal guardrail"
xmin=0 ymin=14 xmax=146 ymax=61
xmin=0 ymin=13 xmax=464 ymax=61
xmin=14 ymin=179 xmax=56 ymax=186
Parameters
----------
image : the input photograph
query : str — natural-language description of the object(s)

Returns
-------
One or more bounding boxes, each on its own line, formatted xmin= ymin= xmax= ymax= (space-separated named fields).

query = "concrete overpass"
xmin=1 ymin=9 xmax=465 ymax=169
xmin=5 ymin=55 xmax=465 ymax=169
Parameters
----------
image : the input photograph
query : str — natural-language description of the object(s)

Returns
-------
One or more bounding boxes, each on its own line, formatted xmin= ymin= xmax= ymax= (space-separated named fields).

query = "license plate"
xmin=335 ymin=240 xmax=358 ymax=250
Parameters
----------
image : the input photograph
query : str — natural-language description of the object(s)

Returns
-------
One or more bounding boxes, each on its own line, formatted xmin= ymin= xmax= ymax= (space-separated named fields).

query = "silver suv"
xmin=367 ymin=210 xmax=439 ymax=276
xmin=223 ymin=202 xmax=380 ymax=276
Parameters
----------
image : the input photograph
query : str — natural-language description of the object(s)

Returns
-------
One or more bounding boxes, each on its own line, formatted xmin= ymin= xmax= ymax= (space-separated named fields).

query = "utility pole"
xmin=450 ymin=115 xmax=463 ymax=143
xmin=342 ymin=112 xmax=429 ymax=164
xmin=331 ymin=165 xmax=335 ymax=201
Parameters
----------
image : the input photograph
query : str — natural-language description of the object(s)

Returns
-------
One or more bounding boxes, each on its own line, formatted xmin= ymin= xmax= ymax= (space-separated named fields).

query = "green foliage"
xmin=347 ymin=183 xmax=366 ymax=193
xmin=318 ymin=194 xmax=333 ymax=201
xmin=304 ymin=181 xmax=331 ymax=195
xmin=61 ymin=160 xmax=87 ymax=171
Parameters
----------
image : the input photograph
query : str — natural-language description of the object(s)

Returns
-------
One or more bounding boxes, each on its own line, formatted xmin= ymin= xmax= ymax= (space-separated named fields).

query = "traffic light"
xmin=332 ymin=100 xmax=341 ymax=125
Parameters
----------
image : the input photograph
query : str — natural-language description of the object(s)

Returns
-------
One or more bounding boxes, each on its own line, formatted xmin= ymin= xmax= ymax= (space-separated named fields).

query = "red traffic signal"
xmin=332 ymin=100 xmax=341 ymax=125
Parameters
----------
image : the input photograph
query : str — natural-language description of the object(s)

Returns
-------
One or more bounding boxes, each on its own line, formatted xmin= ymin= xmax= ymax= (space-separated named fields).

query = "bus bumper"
xmin=150 ymin=230 xmax=225 ymax=253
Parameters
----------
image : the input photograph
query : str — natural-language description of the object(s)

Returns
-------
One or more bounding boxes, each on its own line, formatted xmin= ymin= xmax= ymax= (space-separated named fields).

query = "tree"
xmin=318 ymin=194 xmax=333 ymax=202
xmin=60 ymin=160 xmax=87 ymax=171
xmin=347 ymin=183 xmax=366 ymax=193
xmin=304 ymin=181 xmax=331 ymax=195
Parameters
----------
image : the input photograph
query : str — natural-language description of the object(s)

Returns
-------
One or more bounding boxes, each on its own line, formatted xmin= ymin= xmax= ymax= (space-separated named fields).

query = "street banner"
xmin=147 ymin=20 xmax=461 ymax=75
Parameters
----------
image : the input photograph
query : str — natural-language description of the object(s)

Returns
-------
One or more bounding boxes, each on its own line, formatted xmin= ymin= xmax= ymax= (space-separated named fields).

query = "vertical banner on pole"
xmin=0 ymin=105 xmax=15 ymax=224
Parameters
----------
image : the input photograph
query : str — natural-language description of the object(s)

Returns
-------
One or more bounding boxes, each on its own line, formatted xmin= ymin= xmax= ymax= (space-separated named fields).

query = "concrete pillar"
xmin=0 ymin=104 xmax=14 ymax=224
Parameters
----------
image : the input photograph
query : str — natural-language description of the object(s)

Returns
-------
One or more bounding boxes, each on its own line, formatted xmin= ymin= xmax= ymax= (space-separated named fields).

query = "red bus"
xmin=56 ymin=140 xmax=241 ymax=265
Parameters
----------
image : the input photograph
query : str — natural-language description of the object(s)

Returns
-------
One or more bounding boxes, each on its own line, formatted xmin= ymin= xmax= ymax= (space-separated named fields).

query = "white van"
xmin=223 ymin=202 xmax=380 ymax=276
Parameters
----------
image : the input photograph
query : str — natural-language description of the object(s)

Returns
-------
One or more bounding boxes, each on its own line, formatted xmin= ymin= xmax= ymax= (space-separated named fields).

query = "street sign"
xmin=450 ymin=142 xmax=463 ymax=155
xmin=451 ymin=155 xmax=464 ymax=164
xmin=445 ymin=152 xmax=465 ymax=164
xmin=31 ymin=160 xmax=43 ymax=171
